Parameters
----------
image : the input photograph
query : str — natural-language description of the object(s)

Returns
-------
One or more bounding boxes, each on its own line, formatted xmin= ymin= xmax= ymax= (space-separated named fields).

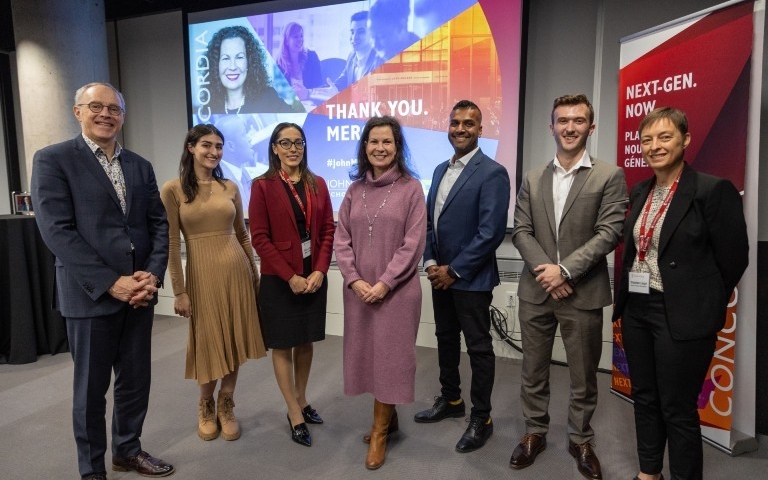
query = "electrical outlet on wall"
xmin=506 ymin=291 xmax=516 ymax=307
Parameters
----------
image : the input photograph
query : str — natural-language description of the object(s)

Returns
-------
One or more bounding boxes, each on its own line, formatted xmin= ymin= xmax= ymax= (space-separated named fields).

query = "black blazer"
xmin=613 ymin=163 xmax=748 ymax=340
xmin=31 ymin=135 xmax=169 ymax=318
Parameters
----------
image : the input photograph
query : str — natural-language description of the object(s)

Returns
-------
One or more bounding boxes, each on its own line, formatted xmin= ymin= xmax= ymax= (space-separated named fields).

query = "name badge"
xmin=302 ymin=239 xmax=311 ymax=259
xmin=628 ymin=271 xmax=650 ymax=294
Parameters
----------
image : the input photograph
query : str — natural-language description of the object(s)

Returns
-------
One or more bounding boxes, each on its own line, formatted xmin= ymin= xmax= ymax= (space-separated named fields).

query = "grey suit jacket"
xmin=335 ymin=49 xmax=379 ymax=90
xmin=512 ymin=156 xmax=627 ymax=310
xmin=31 ymin=135 xmax=169 ymax=318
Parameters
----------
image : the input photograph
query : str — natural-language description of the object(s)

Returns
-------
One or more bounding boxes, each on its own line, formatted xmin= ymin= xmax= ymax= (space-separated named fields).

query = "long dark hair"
xmin=179 ymin=124 xmax=226 ymax=203
xmin=350 ymin=115 xmax=416 ymax=181
xmin=208 ymin=26 xmax=271 ymax=106
xmin=259 ymin=122 xmax=317 ymax=192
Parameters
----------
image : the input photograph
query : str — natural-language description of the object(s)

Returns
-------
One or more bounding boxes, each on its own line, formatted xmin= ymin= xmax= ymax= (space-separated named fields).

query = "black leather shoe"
xmin=509 ymin=433 xmax=546 ymax=469
xmin=413 ymin=396 xmax=465 ymax=423
xmin=455 ymin=416 xmax=493 ymax=453
xmin=112 ymin=451 xmax=175 ymax=477
xmin=82 ymin=474 xmax=107 ymax=480
xmin=302 ymin=405 xmax=323 ymax=424
xmin=288 ymin=414 xmax=312 ymax=447
xmin=568 ymin=441 xmax=603 ymax=480
xmin=633 ymin=475 xmax=665 ymax=480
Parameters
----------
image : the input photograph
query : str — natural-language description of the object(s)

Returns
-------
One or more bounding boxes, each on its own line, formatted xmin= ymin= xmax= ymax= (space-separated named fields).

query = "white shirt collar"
xmin=553 ymin=150 xmax=591 ymax=173
xmin=452 ymin=146 xmax=480 ymax=167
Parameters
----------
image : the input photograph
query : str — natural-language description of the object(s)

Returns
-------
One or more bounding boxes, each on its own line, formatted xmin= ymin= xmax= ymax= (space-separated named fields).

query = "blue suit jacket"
xmin=31 ymin=135 xmax=169 ymax=318
xmin=424 ymin=148 xmax=510 ymax=291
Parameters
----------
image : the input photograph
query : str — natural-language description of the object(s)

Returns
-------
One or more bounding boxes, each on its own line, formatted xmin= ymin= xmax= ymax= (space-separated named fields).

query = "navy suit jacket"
xmin=31 ymin=135 xmax=169 ymax=318
xmin=613 ymin=163 xmax=748 ymax=340
xmin=424 ymin=148 xmax=510 ymax=291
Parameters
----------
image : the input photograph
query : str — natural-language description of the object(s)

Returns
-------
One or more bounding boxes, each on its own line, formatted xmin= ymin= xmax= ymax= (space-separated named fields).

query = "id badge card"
xmin=301 ymin=239 xmax=311 ymax=259
xmin=628 ymin=271 xmax=650 ymax=294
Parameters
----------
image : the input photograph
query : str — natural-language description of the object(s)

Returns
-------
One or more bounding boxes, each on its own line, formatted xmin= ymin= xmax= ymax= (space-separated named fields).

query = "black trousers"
xmin=431 ymin=288 xmax=494 ymax=419
xmin=66 ymin=305 xmax=154 ymax=478
xmin=621 ymin=290 xmax=716 ymax=480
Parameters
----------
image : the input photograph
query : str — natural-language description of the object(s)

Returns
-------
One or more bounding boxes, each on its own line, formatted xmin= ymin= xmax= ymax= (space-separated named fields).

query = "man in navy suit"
xmin=415 ymin=100 xmax=510 ymax=453
xmin=31 ymin=83 xmax=173 ymax=480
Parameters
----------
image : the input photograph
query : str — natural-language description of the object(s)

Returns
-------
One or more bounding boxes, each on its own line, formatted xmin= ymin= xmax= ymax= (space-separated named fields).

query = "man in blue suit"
xmin=31 ymin=83 xmax=173 ymax=480
xmin=415 ymin=100 xmax=510 ymax=453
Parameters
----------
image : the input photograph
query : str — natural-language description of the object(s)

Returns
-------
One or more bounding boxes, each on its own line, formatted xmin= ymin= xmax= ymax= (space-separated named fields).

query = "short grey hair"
xmin=74 ymin=82 xmax=125 ymax=109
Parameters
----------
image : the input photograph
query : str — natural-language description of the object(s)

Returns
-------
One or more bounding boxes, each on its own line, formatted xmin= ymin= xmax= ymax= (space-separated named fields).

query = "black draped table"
xmin=0 ymin=214 xmax=68 ymax=364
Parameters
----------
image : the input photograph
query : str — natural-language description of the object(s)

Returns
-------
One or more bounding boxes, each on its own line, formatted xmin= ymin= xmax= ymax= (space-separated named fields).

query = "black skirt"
xmin=258 ymin=274 xmax=327 ymax=349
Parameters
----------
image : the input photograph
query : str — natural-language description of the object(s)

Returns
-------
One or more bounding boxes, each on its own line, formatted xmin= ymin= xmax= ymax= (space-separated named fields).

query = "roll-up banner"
xmin=613 ymin=0 xmax=763 ymax=454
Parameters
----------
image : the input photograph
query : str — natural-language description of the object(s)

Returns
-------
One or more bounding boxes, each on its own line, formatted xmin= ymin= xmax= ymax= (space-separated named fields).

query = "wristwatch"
xmin=558 ymin=264 xmax=571 ymax=281
xmin=447 ymin=265 xmax=460 ymax=279
xmin=148 ymin=272 xmax=162 ymax=288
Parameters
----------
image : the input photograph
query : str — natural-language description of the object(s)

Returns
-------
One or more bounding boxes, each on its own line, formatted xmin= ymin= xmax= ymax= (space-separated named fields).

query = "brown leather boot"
xmin=363 ymin=408 xmax=398 ymax=444
xmin=365 ymin=399 xmax=394 ymax=470
xmin=217 ymin=391 xmax=241 ymax=441
xmin=198 ymin=397 xmax=219 ymax=440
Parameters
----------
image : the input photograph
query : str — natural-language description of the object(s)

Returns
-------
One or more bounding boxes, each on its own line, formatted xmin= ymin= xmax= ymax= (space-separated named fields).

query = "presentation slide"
xmin=187 ymin=0 xmax=522 ymax=222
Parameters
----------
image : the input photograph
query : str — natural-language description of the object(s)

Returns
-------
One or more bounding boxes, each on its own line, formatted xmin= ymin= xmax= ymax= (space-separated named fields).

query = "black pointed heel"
xmin=287 ymin=414 xmax=312 ymax=447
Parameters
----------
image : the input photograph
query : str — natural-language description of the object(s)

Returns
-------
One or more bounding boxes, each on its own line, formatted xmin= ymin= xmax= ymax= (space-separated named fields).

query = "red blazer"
xmin=249 ymin=175 xmax=335 ymax=281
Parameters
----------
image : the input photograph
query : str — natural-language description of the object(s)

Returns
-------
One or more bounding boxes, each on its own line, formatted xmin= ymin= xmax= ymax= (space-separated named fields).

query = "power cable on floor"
xmin=490 ymin=304 xmax=610 ymax=373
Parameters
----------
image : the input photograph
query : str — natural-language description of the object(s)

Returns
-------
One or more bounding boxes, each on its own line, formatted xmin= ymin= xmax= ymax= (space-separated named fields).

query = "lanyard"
xmin=637 ymin=170 xmax=681 ymax=262
xmin=279 ymin=169 xmax=312 ymax=236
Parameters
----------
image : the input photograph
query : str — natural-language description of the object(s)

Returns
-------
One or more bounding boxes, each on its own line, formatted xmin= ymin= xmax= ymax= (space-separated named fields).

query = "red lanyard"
xmin=279 ymin=169 xmax=312 ymax=236
xmin=637 ymin=170 xmax=681 ymax=262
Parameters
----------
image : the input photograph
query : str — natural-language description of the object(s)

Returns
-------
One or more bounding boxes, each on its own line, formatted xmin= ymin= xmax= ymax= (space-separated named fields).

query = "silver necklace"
xmin=362 ymin=178 xmax=397 ymax=245
xmin=224 ymin=97 xmax=244 ymax=114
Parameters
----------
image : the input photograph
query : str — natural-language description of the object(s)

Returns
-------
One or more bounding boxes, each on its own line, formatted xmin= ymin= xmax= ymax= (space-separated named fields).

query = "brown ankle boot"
xmin=365 ymin=400 xmax=395 ymax=470
xmin=198 ymin=397 xmax=219 ymax=440
xmin=363 ymin=408 xmax=398 ymax=444
xmin=217 ymin=391 xmax=241 ymax=441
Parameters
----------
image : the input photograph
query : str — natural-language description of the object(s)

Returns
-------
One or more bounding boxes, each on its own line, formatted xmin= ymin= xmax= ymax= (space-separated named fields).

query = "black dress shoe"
xmin=568 ymin=441 xmax=603 ymax=480
xmin=112 ymin=450 xmax=175 ymax=477
xmin=509 ymin=433 xmax=546 ymax=469
xmin=633 ymin=474 xmax=665 ymax=480
xmin=302 ymin=405 xmax=323 ymax=424
xmin=413 ymin=396 xmax=465 ymax=423
xmin=82 ymin=473 xmax=107 ymax=480
xmin=455 ymin=416 xmax=493 ymax=453
xmin=287 ymin=414 xmax=312 ymax=447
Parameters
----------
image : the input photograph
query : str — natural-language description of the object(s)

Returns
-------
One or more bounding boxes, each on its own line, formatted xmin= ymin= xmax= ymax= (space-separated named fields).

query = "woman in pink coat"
xmin=334 ymin=116 xmax=427 ymax=470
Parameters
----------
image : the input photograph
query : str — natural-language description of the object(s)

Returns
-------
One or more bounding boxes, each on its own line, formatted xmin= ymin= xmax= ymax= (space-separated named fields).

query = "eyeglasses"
xmin=275 ymin=138 xmax=306 ymax=150
xmin=77 ymin=102 xmax=125 ymax=115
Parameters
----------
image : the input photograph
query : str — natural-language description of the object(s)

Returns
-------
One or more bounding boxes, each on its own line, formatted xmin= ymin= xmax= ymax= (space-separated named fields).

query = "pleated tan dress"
xmin=161 ymin=178 xmax=266 ymax=385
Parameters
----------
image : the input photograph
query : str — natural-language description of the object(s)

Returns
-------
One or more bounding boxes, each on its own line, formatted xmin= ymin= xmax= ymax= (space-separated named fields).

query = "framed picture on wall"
xmin=11 ymin=192 xmax=34 ymax=215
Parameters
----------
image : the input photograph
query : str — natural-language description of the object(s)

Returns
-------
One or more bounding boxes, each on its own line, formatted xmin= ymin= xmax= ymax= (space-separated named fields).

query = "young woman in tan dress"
xmin=161 ymin=124 xmax=266 ymax=441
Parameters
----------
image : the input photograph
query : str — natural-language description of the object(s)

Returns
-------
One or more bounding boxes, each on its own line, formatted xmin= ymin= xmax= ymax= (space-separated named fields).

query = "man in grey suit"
xmin=415 ymin=100 xmax=510 ymax=453
xmin=31 ymin=82 xmax=173 ymax=480
xmin=510 ymin=94 xmax=627 ymax=479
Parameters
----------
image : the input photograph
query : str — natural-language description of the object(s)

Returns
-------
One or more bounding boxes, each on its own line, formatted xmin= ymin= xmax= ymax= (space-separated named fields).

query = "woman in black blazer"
xmin=612 ymin=107 xmax=748 ymax=480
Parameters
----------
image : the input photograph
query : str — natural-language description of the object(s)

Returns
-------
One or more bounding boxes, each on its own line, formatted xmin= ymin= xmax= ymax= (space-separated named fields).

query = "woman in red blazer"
xmin=613 ymin=107 xmax=748 ymax=480
xmin=249 ymin=123 xmax=335 ymax=447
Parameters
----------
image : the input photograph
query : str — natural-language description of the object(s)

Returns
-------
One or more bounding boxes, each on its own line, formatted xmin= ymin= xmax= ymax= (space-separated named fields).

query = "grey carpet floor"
xmin=1 ymin=314 xmax=766 ymax=479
